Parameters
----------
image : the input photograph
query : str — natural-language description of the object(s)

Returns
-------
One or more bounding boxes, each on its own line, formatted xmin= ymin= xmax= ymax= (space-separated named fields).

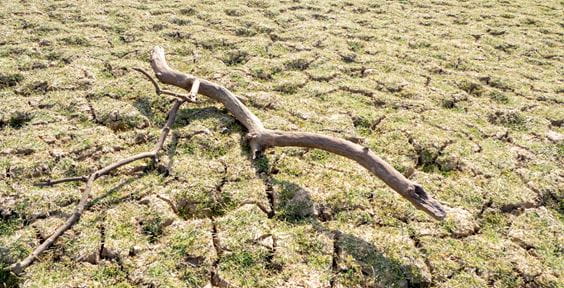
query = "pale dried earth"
xmin=0 ymin=0 xmax=562 ymax=287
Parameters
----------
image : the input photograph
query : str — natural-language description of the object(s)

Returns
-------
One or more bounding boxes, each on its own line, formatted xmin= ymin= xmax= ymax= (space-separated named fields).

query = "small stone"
xmin=0 ymin=197 xmax=17 ymax=218
xmin=100 ymin=247 xmax=120 ymax=260
xmin=452 ymin=92 xmax=468 ymax=102
xmin=138 ymin=198 xmax=151 ymax=205
xmin=49 ymin=149 xmax=65 ymax=159
xmin=444 ymin=207 xmax=478 ymax=237
xmin=362 ymin=68 xmax=376 ymax=77
xmin=494 ymin=130 xmax=510 ymax=140
xmin=510 ymin=146 xmax=533 ymax=161
xmin=248 ymin=92 xmax=280 ymax=110
xmin=38 ymin=39 xmax=52 ymax=46
xmin=42 ymin=135 xmax=57 ymax=144
xmin=292 ymin=111 xmax=311 ymax=120
xmin=546 ymin=130 xmax=563 ymax=142
xmin=77 ymin=251 xmax=99 ymax=264
xmin=129 ymin=245 xmax=142 ymax=256
xmin=0 ymin=149 xmax=13 ymax=155
xmin=3 ymin=148 xmax=36 ymax=156
xmin=162 ymin=218 xmax=174 ymax=227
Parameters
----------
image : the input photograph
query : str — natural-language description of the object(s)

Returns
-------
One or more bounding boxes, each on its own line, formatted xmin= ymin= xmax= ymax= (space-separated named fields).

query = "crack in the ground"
xmin=247 ymin=233 xmax=281 ymax=272
xmin=31 ymin=225 xmax=46 ymax=244
xmin=329 ymin=231 xmax=343 ymax=288
xmin=212 ymin=160 xmax=229 ymax=205
xmin=85 ymin=96 xmax=100 ymax=125
xmin=156 ymin=194 xmax=179 ymax=215
xmin=209 ymin=217 xmax=235 ymax=288
xmin=498 ymin=170 xmax=560 ymax=216
xmin=408 ymin=230 xmax=434 ymax=287
xmin=339 ymin=85 xmax=374 ymax=98
xmin=405 ymin=130 xmax=456 ymax=172
xmin=98 ymin=220 xmax=106 ymax=261
xmin=254 ymin=154 xmax=280 ymax=218
xmin=265 ymin=234 xmax=279 ymax=271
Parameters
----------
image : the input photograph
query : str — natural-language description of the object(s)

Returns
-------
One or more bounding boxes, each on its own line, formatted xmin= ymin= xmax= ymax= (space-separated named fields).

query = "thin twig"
xmin=8 ymin=72 xmax=201 ymax=274
xmin=132 ymin=67 xmax=161 ymax=95
xmin=35 ymin=176 xmax=88 ymax=187
xmin=10 ymin=174 xmax=96 ymax=274
xmin=132 ymin=67 xmax=197 ymax=102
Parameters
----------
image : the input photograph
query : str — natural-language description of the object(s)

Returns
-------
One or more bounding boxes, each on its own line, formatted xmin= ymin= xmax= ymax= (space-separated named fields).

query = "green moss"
xmin=170 ymin=230 xmax=198 ymax=256
xmin=141 ymin=215 xmax=166 ymax=243
xmin=58 ymin=35 xmax=90 ymax=46
xmin=457 ymin=79 xmax=484 ymax=96
xmin=222 ymin=50 xmax=249 ymax=66
xmin=0 ymin=218 xmax=21 ymax=236
xmin=93 ymin=264 xmax=127 ymax=284
xmin=307 ymin=150 xmax=330 ymax=163
xmin=488 ymin=110 xmax=525 ymax=128
xmin=8 ymin=112 xmax=33 ymax=129
xmin=488 ymin=90 xmax=509 ymax=103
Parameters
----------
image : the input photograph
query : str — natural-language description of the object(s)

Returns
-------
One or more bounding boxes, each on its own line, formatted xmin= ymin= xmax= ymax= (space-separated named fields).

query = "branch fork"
xmin=8 ymin=69 xmax=201 ymax=275
xmin=7 ymin=45 xmax=446 ymax=276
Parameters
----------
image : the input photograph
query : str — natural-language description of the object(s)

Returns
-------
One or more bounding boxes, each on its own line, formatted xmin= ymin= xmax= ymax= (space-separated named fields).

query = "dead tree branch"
xmin=7 ymin=46 xmax=446 ymax=275
xmin=8 ymin=76 xmax=201 ymax=275
xmin=149 ymin=46 xmax=446 ymax=220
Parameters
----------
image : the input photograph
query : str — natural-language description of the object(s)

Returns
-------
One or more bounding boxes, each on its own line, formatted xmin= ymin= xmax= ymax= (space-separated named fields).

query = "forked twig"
xmin=8 ymin=46 xmax=447 ymax=276
xmin=8 ymin=75 xmax=201 ymax=274
xmin=10 ymin=174 xmax=96 ymax=274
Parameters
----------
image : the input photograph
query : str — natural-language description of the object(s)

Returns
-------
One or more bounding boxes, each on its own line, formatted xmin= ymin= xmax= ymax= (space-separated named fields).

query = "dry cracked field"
xmin=0 ymin=0 xmax=563 ymax=287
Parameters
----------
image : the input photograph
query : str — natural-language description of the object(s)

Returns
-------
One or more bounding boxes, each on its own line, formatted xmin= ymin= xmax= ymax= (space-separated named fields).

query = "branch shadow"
xmin=129 ymin=104 xmax=430 ymax=287
xmin=86 ymin=174 xmax=147 ymax=209
xmin=249 ymin=153 xmax=430 ymax=287
xmin=288 ymin=180 xmax=429 ymax=287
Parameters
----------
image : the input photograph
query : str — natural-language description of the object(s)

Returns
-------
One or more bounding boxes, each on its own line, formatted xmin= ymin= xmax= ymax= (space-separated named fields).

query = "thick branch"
xmin=150 ymin=48 xmax=263 ymax=134
xmin=150 ymin=46 xmax=446 ymax=220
